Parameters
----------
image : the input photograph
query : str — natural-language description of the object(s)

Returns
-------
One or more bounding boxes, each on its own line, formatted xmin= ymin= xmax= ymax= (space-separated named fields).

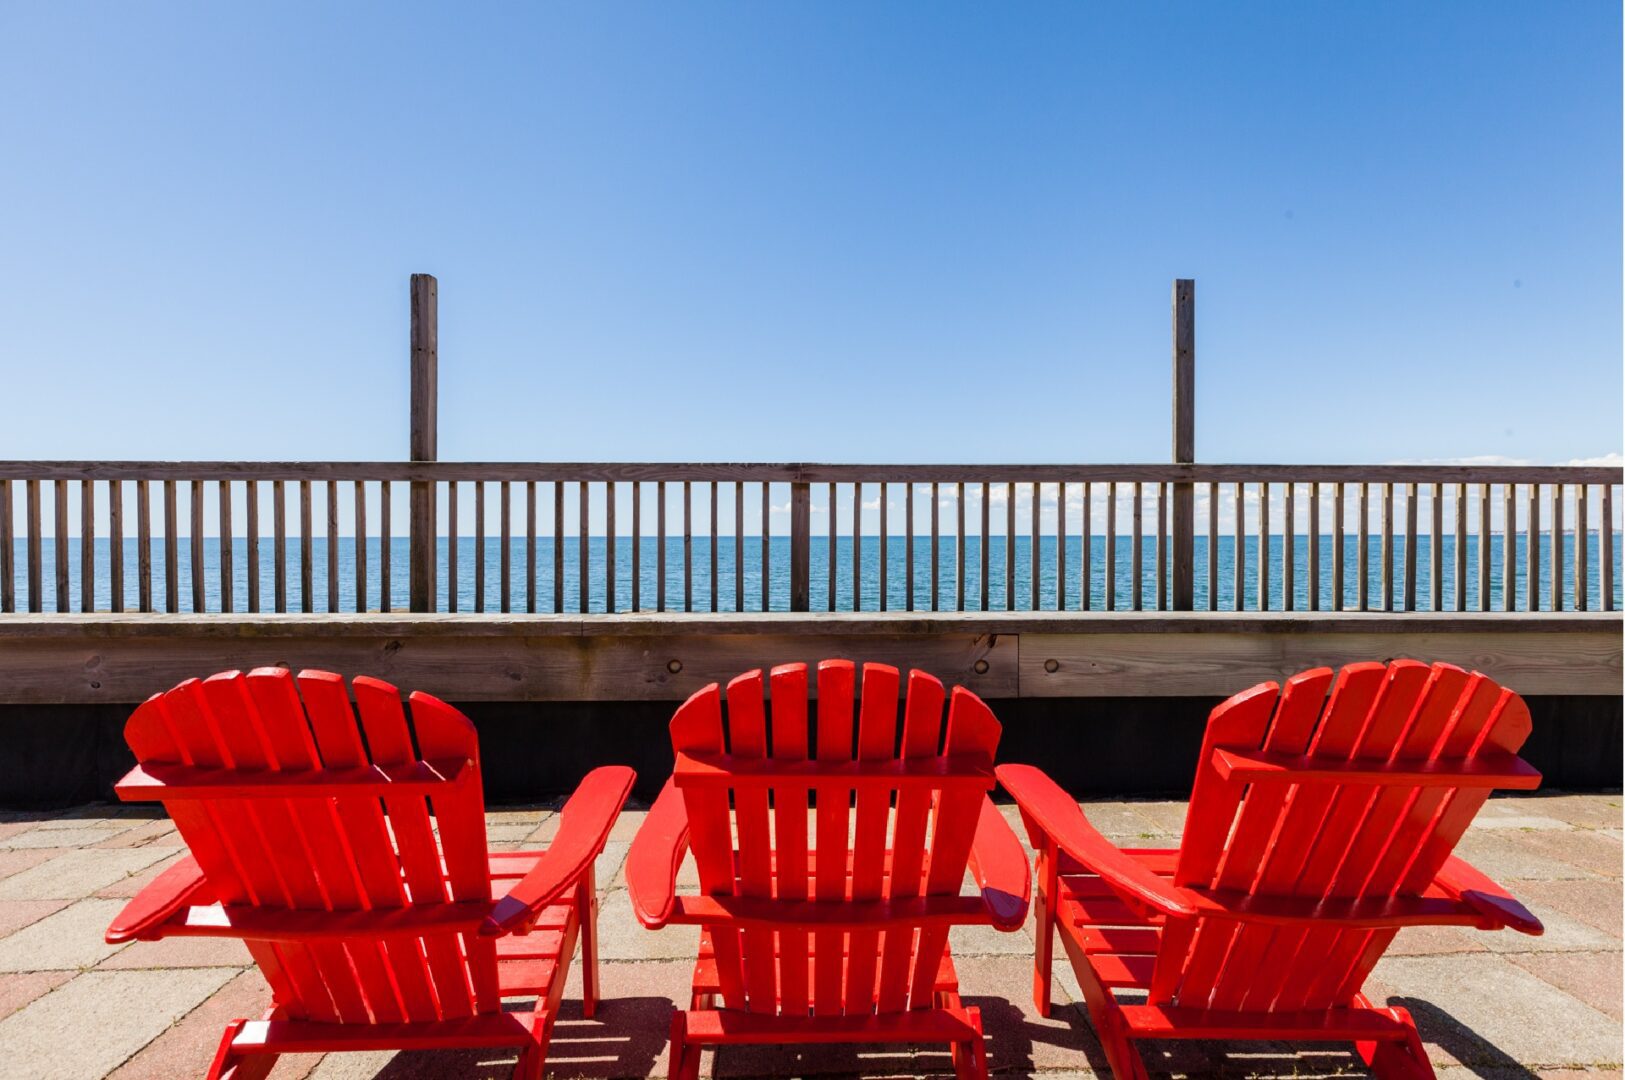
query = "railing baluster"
xmin=1504 ymin=483 xmax=1517 ymax=613
xmin=160 ymin=479 xmax=178 ymax=614
xmin=27 ymin=479 xmax=43 ymax=613
xmin=355 ymin=481 xmax=367 ymax=613
xmin=582 ymin=481 xmax=593 ymax=614
xmin=1479 ymin=483 xmax=1492 ymax=611
xmin=1005 ymin=481 xmax=1016 ymax=611
xmin=1551 ymin=484 xmax=1564 ymax=612
xmin=500 ymin=481 xmax=512 ymax=613
xmin=1527 ymin=483 xmax=1540 ymax=611
xmin=930 ymin=481 xmax=940 ymax=612
xmin=378 ymin=481 xmax=391 ymax=613
xmin=656 ymin=482 xmax=666 ymax=613
xmin=1231 ymin=482 xmax=1243 ymax=611
xmin=1131 ymin=481 xmax=1143 ymax=612
xmin=1154 ymin=482 xmax=1167 ymax=611
xmin=1575 ymin=484 xmax=1587 ymax=612
xmin=1283 ymin=483 xmax=1295 ymax=611
xmin=109 ymin=481 xmax=123 ymax=613
xmin=1454 ymin=482 xmax=1468 ymax=612
xmin=446 ymin=482 xmax=458 ymax=613
xmin=1056 ymin=482 xmax=1067 ymax=611
xmin=272 ymin=479 xmax=286 ymax=613
xmin=1356 ymin=482 xmax=1369 ymax=612
xmin=80 ymin=481 xmax=94 ymax=612
xmin=244 ymin=482 xmax=257 ymax=613
xmin=978 ymin=481 xmax=990 ymax=613
xmin=551 ymin=482 xmax=563 ymax=613
xmin=880 ymin=482 xmax=889 ymax=612
xmin=1258 ymin=481 xmax=1271 ymax=612
xmin=633 ymin=481 xmax=643 ymax=613
xmin=1404 ymin=483 xmax=1418 ymax=611
xmin=1332 ymin=482 xmax=1345 ymax=611
xmin=682 ymin=481 xmax=692 ymax=614
xmin=1603 ymin=484 xmax=1614 ymax=612
xmin=1429 ymin=483 xmax=1442 ymax=612
xmin=733 ymin=481 xmax=743 ymax=613
xmin=905 ymin=483 xmax=915 ymax=612
xmin=326 ymin=481 xmax=338 ymax=613
xmin=1307 ymin=483 xmax=1319 ymax=612
xmin=859 ymin=481 xmax=868 ymax=612
xmin=1380 ymin=483 xmax=1393 ymax=612
xmin=298 ymin=479 xmax=312 ymax=614
xmin=53 ymin=479 xmax=69 ymax=613
xmin=219 ymin=482 xmax=233 ymax=614
xmin=706 ymin=482 xmax=715 ymax=613
xmin=759 ymin=481 xmax=770 ymax=611
xmin=1084 ymin=482 xmax=1094 ymax=612
xmin=828 ymin=482 xmax=837 ymax=612
xmin=1031 ymin=481 xmax=1042 ymax=611
xmin=474 ymin=482 xmax=486 ymax=613
xmin=955 ymin=482 xmax=965 ymax=613
xmin=612 ymin=480 xmax=622 ymax=613
xmin=1206 ymin=482 xmax=1218 ymax=610
xmin=1108 ymin=481 xmax=1120 ymax=611
xmin=1 ymin=480 xmax=13 ymax=613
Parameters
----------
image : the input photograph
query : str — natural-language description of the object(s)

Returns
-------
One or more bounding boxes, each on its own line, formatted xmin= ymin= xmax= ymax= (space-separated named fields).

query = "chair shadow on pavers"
xmin=1389 ymin=998 xmax=1540 ymax=1080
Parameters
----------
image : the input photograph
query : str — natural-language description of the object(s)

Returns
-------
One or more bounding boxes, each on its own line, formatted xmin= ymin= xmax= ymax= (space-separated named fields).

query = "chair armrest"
xmin=1435 ymin=854 xmax=1543 ymax=935
xmin=625 ymin=778 xmax=689 ymax=929
xmin=106 ymin=853 xmax=208 ymax=943
xmin=968 ymin=796 xmax=1031 ymax=931
xmin=483 ymin=765 xmax=634 ymax=936
xmin=996 ymin=764 xmax=1195 ymax=919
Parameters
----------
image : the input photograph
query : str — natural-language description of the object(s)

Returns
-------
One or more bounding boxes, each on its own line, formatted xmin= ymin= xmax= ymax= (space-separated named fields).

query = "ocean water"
xmin=9 ymin=534 xmax=1619 ymax=614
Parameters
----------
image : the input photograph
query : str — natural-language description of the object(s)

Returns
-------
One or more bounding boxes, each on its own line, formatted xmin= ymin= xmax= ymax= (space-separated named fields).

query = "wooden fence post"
xmin=1171 ymin=279 xmax=1196 ymax=610
xmin=789 ymin=480 xmax=810 ymax=611
xmin=409 ymin=274 xmax=438 ymax=613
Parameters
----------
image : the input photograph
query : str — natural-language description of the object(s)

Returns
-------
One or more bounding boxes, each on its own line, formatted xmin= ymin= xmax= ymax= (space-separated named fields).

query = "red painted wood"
xmin=628 ymin=659 xmax=1027 ymax=1078
xmin=998 ymin=660 xmax=1543 ymax=1080
xmin=108 ymin=668 xmax=630 ymax=1080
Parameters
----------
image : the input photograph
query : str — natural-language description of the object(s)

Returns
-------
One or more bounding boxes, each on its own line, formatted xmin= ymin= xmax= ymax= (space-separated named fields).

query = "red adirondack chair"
xmin=104 ymin=668 xmax=634 ymax=1080
xmin=999 ymin=659 xmax=1545 ymax=1080
xmin=626 ymin=660 xmax=1030 ymax=1080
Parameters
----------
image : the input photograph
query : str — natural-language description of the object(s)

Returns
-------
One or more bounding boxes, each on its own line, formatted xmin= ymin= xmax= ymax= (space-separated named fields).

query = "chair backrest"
xmin=121 ymin=667 xmax=500 ymax=1024
xmin=1159 ymin=659 xmax=1534 ymax=1014
xmin=669 ymin=659 xmax=1001 ymax=1018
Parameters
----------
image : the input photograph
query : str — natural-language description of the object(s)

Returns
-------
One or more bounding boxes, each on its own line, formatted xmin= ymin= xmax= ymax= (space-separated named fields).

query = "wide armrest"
xmin=106 ymin=853 xmax=209 ymax=943
xmin=1435 ymin=853 xmax=1543 ymax=935
xmin=996 ymin=764 xmax=1194 ymax=919
xmin=625 ymin=778 xmax=689 ymax=929
xmin=483 ymin=765 xmax=635 ymax=936
xmin=968 ymin=796 xmax=1031 ymax=931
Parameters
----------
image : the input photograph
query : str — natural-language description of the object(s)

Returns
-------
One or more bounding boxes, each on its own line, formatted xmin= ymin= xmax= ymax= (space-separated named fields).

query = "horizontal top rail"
xmin=0 ymin=461 xmax=1618 ymax=484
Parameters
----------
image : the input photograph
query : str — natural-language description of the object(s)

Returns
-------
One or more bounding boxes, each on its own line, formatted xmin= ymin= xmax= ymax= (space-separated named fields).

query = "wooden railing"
xmin=0 ymin=461 xmax=1617 ymax=616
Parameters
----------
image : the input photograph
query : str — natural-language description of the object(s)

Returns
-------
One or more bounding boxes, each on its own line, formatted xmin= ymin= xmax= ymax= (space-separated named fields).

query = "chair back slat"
xmin=671 ymin=660 xmax=999 ymax=1019
xmin=123 ymin=668 xmax=494 ymax=1026
xmin=1155 ymin=660 xmax=1535 ymax=1015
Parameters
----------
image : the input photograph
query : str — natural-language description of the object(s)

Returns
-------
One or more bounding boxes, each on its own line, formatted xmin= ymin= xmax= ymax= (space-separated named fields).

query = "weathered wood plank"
xmin=164 ymin=480 xmax=179 ymax=615
xmin=0 ymin=481 xmax=13 ymax=613
xmin=326 ymin=480 xmax=338 ymax=614
xmin=80 ymin=481 xmax=94 ymax=613
xmin=219 ymin=482 xmax=232 ymax=614
xmin=378 ymin=481 xmax=391 ymax=613
xmin=189 ymin=480 xmax=204 ymax=613
xmin=243 ymin=482 xmax=256 ymax=614
xmin=298 ymin=479 xmax=312 ymax=614
xmin=1404 ymin=483 xmax=1418 ymax=612
xmin=108 ymin=482 xmax=122 ymax=614
xmin=475 ymin=481 xmax=486 ymax=614
xmin=54 ymin=480 xmax=69 ymax=613
xmin=355 ymin=481 xmax=367 ymax=614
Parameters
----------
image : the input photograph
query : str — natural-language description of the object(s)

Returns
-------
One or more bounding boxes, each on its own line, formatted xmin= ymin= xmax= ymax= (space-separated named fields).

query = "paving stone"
xmin=1505 ymin=951 xmax=1623 ymax=1022
xmin=0 ymin=970 xmax=73 ymax=1021
xmin=595 ymin=840 xmax=631 ymax=885
xmin=952 ymin=953 xmax=1096 ymax=1073
xmin=595 ymin=888 xmax=700 ymax=961
xmin=1389 ymin=924 xmax=1486 ymax=956
xmin=93 ymin=819 xmax=178 ymax=849
xmin=1468 ymin=815 xmax=1576 ymax=831
xmin=0 ymin=898 xmax=129 ymax=971
xmin=94 ymin=851 xmax=186 ymax=899
xmin=1513 ymin=879 xmax=1623 ymax=939
xmin=552 ymin=957 xmax=692 ymax=1077
xmin=0 ymin=828 xmax=125 ymax=849
xmin=1454 ymin=832 xmax=1596 ymax=882
xmin=0 ymin=899 xmax=72 ymax=937
xmin=949 ymin=919 xmax=1034 ymax=958
xmin=97 ymin=935 xmax=252 ymax=969
xmin=1372 ymin=953 xmax=1620 ymax=1067
xmin=1507 ymin=828 xmax=1624 ymax=879
xmin=1476 ymin=907 xmax=1617 ymax=954
xmin=1530 ymin=794 xmax=1623 ymax=830
xmin=0 ymin=967 xmax=236 ymax=1080
xmin=0 ymin=847 xmax=178 ymax=901
xmin=106 ymin=968 xmax=321 ymax=1080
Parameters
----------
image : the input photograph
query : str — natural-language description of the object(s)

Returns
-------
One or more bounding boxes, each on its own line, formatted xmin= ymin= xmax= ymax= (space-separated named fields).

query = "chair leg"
xmin=1360 ymin=1006 xmax=1438 ymax=1080
xmin=1032 ymin=846 xmax=1057 ymax=1018
xmin=205 ymin=1020 xmax=277 ymax=1080
xmin=668 ymin=1012 xmax=702 ymax=1080
xmin=951 ymin=1005 xmax=989 ymax=1080
xmin=513 ymin=1008 xmax=557 ymax=1080
xmin=578 ymin=869 xmax=600 ymax=1019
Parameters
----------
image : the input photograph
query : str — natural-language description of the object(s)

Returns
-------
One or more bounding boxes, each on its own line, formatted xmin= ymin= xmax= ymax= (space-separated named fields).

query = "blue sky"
xmin=1 ymin=3 xmax=1619 ymax=472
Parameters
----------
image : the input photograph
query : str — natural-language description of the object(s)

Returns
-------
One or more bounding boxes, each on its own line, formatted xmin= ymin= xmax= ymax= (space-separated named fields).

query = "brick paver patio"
xmin=0 ymin=793 xmax=1617 ymax=1079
